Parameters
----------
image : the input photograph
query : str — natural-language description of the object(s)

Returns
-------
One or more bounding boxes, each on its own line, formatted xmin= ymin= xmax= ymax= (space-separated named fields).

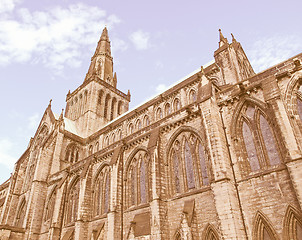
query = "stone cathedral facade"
xmin=0 ymin=27 xmax=302 ymax=240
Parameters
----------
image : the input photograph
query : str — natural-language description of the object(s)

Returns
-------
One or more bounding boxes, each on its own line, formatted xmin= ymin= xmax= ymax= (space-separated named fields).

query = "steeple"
xmin=218 ymin=29 xmax=228 ymax=47
xmin=85 ymin=27 xmax=114 ymax=85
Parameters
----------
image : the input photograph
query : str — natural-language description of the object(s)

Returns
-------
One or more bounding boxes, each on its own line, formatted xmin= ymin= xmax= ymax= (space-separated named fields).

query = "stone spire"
xmin=85 ymin=27 xmax=114 ymax=84
xmin=218 ymin=29 xmax=228 ymax=47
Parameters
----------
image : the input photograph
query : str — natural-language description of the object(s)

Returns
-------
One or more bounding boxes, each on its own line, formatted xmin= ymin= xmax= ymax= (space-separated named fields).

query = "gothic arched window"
xmin=173 ymin=98 xmax=181 ymax=111
xmin=125 ymin=151 xmax=149 ymax=209
xmin=136 ymin=119 xmax=142 ymax=130
xmin=235 ymin=102 xmax=281 ymax=174
xmin=97 ymin=90 xmax=103 ymax=115
xmin=253 ymin=211 xmax=278 ymax=240
xmin=118 ymin=101 xmax=123 ymax=115
xmin=15 ymin=198 xmax=26 ymax=228
xmin=165 ymin=103 xmax=171 ymax=116
xmin=189 ymin=89 xmax=197 ymax=103
xmin=168 ymin=131 xmax=209 ymax=196
xmin=156 ymin=107 xmax=163 ymax=120
xmin=284 ymin=206 xmax=302 ymax=240
xmin=128 ymin=123 xmax=134 ymax=135
xmin=66 ymin=178 xmax=80 ymax=225
xmin=104 ymin=94 xmax=111 ymax=119
xmin=65 ymin=144 xmax=80 ymax=163
xmin=44 ymin=189 xmax=56 ymax=224
xmin=94 ymin=165 xmax=110 ymax=216
xmin=110 ymin=97 xmax=117 ymax=121
xmin=144 ymin=115 xmax=150 ymax=127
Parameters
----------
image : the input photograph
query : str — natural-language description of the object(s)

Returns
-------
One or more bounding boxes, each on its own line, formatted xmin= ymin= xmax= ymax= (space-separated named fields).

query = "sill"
xmin=91 ymin=213 xmax=108 ymax=221
xmin=238 ymin=164 xmax=287 ymax=183
xmin=169 ymin=186 xmax=211 ymax=201
xmin=124 ymin=203 xmax=150 ymax=213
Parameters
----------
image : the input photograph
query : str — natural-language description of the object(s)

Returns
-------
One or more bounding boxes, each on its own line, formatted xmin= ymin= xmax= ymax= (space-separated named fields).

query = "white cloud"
xmin=0 ymin=0 xmax=20 ymax=14
xmin=129 ymin=30 xmax=151 ymax=50
xmin=249 ymin=35 xmax=302 ymax=73
xmin=0 ymin=3 xmax=122 ymax=71
xmin=155 ymin=84 xmax=168 ymax=94
xmin=28 ymin=113 xmax=40 ymax=130
xmin=0 ymin=139 xmax=16 ymax=169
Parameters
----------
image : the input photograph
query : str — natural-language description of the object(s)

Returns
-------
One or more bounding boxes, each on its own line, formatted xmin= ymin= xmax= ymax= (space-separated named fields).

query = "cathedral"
xmin=0 ymin=27 xmax=302 ymax=240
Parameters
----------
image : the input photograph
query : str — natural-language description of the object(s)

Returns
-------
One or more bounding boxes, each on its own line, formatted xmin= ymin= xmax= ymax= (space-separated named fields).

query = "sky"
xmin=0 ymin=0 xmax=302 ymax=183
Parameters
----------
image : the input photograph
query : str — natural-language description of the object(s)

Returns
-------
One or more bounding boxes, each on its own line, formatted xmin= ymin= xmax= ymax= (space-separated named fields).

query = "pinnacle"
xmin=100 ymin=26 xmax=109 ymax=41
xmin=218 ymin=29 xmax=228 ymax=47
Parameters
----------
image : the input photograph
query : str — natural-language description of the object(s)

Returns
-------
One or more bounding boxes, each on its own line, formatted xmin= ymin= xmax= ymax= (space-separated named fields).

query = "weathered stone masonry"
xmin=0 ymin=28 xmax=302 ymax=240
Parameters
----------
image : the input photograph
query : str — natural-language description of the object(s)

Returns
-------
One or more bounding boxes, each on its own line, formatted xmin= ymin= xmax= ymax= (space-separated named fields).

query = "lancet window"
xmin=165 ymin=103 xmax=171 ymax=116
xmin=173 ymin=98 xmax=181 ymax=111
xmin=110 ymin=97 xmax=117 ymax=121
xmin=94 ymin=165 xmax=110 ymax=216
xmin=156 ymin=107 xmax=163 ymax=120
xmin=144 ymin=115 xmax=150 ymax=127
xmin=168 ymin=131 xmax=209 ymax=196
xmin=65 ymin=144 xmax=80 ymax=163
xmin=104 ymin=94 xmax=111 ymax=119
xmin=189 ymin=89 xmax=197 ymax=103
xmin=44 ymin=189 xmax=56 ymax=223
xmin=125 ymin=150 xmax=150 ymax=208
xmin=236 ymin=102 xmax=281 ymax=174
xmin=15 ymin=198 xmax=26 ymax=228
xmin=66 ymin=178 xmax=80 ymax=224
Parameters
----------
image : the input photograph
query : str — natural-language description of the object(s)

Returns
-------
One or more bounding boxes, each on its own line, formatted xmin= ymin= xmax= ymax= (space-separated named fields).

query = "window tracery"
xmin=125 ymin=150 xmax=149 ymax=208
xmin=66 ymin=178 xmax=80 ymax=224
xmin=65 ymin=144 xmax=80 ymax=163
xmin=94 ymin=165 xmax=110 ymax=216
xmin=169 ymin=131 xmax=209 ymax=196
xmin=235 ymin=102 xmax=281 ymax=174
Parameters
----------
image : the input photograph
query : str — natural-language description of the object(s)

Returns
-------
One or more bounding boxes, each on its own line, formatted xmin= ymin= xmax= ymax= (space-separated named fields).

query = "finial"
xmin=218 ymin=28 xmax=228 ymax=47
xmin=48 ymin=99 xmax=52 ymax=107
xmin=59 ymin=108 xmax=64 ymax=121
xmin=67 ymin=90 xmax=70 ymax=95
xmin=231 ymin=33 xmax=237 ymax=43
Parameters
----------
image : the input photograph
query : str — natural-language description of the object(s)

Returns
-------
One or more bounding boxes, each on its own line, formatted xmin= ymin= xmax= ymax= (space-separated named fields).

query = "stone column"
xmin=107 ymin=147 xmax=123 ymax=240
xmin=199 ymin=88 xmax=247 ymax=239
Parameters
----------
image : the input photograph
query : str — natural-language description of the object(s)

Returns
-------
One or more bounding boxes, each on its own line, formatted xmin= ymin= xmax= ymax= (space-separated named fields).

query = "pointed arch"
xmin=93 ymin=164 xmax=111 ymax=216
xmin=156 ymin=107 xmax=163 ymax=120
xmin=110 ymin=97 xmax=117 ymax=121
xmin=231 ymin=97 xmax=282 ymax=175
xmin=124 ymin=148 xmax=150 ymax=209
xmin=104 ymin=94 xmax=111 ymax=119
xmin=44 ymin=186 xmax=57 ymax=224
xmin=97 ymin=90 xmax=104 ymax=115
xmin=202 ymin=224 xmax=220 ymax=240
xmin=283 ymin=205 xmax=302 ymax=240
xmin=165 ymin=102 xmax=171 ymax=116
xmin=167 ymin=127 xmax=210 ymax=196
xmin=15 ymin=196 xmax=26 ymax=228
xmin=284 ymin=71 xmax=302 ymax=145
xmin=65 ymin=176 xmax=80 ymax=225
xmin=173 ymin=98 xmax=181 ymax=111
xmin=65 ymin=143 xmax=80 ymax=163
xmin=252 ymin=211 xmax=279 ymax=240
xmin=189 ymin=89 xmax=197 ymax=103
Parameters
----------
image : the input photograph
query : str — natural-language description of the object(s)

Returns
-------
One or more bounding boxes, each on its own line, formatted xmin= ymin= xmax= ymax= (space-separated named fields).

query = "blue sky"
xmin=0 ymin=0 xmax=302 ymax=183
